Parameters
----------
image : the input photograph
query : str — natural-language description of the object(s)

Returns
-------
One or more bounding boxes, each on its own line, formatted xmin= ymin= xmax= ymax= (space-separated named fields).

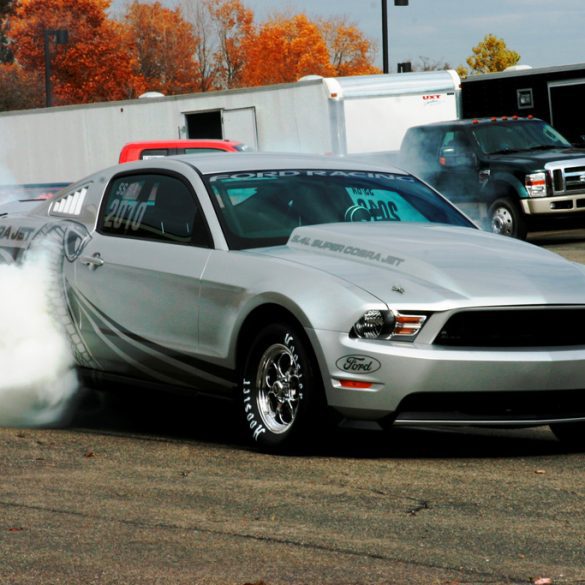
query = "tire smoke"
xmin=0 ymin=249 xmax=78 ymax=427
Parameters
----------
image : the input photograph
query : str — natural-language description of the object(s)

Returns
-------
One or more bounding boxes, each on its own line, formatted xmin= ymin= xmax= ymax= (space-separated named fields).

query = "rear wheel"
xmin=239 ymin=322 xmax=325 ymax=452
xmin=550 ymin=422 xmax=585 ymax=451
xmin=488 ymin=197 xmax=527 ymax=239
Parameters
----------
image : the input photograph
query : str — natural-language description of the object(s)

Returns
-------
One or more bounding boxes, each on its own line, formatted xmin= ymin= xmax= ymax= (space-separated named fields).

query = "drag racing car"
xmin=2 ymin=152 xmax=585 ymax=451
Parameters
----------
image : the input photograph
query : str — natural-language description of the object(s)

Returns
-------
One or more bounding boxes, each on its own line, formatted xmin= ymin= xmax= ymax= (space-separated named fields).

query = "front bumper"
xmin=521 ymin=193 xmax=585 ymax=215
xmin=310 ymin=329 xmax=585 ymax=426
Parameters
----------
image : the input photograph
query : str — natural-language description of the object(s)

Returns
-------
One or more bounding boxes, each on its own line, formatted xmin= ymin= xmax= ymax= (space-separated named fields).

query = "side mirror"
xmin=439 ymin=146 xmax=477 ymax=169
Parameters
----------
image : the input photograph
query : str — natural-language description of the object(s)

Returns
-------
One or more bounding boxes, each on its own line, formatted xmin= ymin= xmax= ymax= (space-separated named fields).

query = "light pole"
xmin=382 ymin=0 xmax=409 ymax=74
xmin=43 ymin=28 xmax=68 ymax=107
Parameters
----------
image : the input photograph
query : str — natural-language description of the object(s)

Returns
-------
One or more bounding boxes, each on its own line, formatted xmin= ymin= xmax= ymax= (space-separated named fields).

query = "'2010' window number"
xmin=104 ymin=199 xmax=148 ymax=231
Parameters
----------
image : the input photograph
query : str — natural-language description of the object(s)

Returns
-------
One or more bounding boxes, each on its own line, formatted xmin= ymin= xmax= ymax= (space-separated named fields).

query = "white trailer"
xmin=0 ymin=70 xmax=460 ymax=185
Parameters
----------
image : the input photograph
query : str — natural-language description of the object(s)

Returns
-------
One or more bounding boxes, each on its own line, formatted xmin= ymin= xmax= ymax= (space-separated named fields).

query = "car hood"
xmin=256 ymin=223 xmax=585 ymax=309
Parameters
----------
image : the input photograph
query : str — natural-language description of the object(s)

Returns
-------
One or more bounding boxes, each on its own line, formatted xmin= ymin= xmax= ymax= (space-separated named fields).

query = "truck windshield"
xmin=206 ymin=169 xmax=475 ymax=249
xmin=471 ymin=120 xmax=571 ymax=155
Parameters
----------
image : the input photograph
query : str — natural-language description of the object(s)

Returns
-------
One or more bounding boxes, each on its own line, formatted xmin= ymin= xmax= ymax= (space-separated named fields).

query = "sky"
xmin=136 ymin=0 xmax=585 ymax=73
xmin=241 ymin=0 xmax=585 ymax=71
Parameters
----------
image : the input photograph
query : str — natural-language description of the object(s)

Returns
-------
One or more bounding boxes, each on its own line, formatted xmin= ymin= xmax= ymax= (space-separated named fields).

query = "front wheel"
xmin=239 ymin=323 xmax=324 ymax=452
xmin=550 ymin=422 xmax=585 ymax=451
xmin=488 ymin=197 xmax=527 ymax=239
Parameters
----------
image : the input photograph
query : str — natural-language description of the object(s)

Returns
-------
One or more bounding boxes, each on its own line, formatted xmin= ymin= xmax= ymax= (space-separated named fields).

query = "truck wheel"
xmin=239 ymin=322 xmax=324 ymax=452
xmin=550 ymin=422 xmax=585 ymax=451
xmin=488 ymin=198 xmax=527 ymax=239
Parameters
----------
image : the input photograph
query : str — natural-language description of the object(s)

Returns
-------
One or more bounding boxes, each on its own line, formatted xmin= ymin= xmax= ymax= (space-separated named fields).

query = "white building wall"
xmin=0 ymin=80 xmax=332 ymax=184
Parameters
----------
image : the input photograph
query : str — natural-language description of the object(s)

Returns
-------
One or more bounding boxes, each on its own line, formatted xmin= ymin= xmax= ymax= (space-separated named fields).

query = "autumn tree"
xmin=319 ymin=17 xmax=379 ymax=77
xmin=206 ymin=0 xmax=254 ymax=89
xmin=124 ymin=1 xmax=199 ymax=95
xmin=0 ymin=64 xmax=42 ymax=110
xmin=241 ymin=14 xmax=336 ymax=87
xmin=180 ymin=0 xmax=218 ymax=92
xmin=463 ymin=34 xmax=520 ymax=76
xmin=0 ymin=0 xmax=14 ymax=63
xmin=8 ymin=0 xmax=146 ymax=105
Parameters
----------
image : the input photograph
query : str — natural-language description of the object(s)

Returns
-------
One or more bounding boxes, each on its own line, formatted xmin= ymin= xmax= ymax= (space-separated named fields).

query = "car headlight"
xmin=525 ymin=172 xmax=547 ymax=198
xmin=351 ymin=310 xmax=427 ymax=341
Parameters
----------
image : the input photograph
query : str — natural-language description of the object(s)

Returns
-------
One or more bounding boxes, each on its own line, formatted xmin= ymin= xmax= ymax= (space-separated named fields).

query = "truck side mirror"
xmin=439 ymin=146 xmax=477 ymax=169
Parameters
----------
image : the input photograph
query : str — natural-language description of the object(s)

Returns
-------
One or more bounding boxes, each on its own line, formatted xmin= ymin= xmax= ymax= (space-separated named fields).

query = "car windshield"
xmin=205 ymin=169 xmax=474 ymax=249
xmin=471 ymin=120 xmax=571 ymax=155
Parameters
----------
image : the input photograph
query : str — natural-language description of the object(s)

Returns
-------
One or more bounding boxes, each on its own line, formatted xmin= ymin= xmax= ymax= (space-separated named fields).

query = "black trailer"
xmin=461 ymin=63 xmax=585 ymax=145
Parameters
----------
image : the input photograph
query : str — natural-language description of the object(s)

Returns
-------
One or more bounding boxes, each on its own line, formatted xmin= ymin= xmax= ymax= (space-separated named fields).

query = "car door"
xmin=72 ymin=171 xmax=214 ymax=389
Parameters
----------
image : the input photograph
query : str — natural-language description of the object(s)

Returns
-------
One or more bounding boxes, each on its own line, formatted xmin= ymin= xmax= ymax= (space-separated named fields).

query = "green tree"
xmin=463 ymin=34 xmax=520 ymax=76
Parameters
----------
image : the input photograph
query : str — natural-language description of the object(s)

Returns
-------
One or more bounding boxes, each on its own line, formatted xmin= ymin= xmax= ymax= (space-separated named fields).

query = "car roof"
xmin=166 ymin=151 xmax=408 ymax=176
xmin=121 ymin=138 xmax=242 ymax=148
xmin=409 ymin=117 xmax=543 ymax=131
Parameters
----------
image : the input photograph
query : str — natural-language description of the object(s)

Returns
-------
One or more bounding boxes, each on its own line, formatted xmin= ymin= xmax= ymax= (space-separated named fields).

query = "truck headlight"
xmin=525 ymin=172 xmax=547 ymax=198
xmin=351 ymin=310 xmax=427 ymax=341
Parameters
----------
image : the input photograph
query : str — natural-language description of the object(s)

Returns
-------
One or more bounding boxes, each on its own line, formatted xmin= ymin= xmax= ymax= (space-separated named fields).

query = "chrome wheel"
xmin=491 ymin=205 xmax=514 ymax=236
xmin=255 ymin=343 xmax=301 ymax=434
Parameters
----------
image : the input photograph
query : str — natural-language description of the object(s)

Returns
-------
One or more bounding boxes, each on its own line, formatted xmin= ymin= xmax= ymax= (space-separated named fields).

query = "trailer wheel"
xmin=488 ymin=197 xmax=527 ymax=240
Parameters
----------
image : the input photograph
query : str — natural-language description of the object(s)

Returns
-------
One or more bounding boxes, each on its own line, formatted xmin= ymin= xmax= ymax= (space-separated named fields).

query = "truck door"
xmin=434 ymin=129 xmax=480 ymax=208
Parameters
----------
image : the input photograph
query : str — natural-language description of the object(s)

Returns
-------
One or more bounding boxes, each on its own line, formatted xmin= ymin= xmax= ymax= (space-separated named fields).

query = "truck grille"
xmin=434 ymin=308 xmax=585 ymax=347
xmin=548 ymin=161 xmax=585 ymax=195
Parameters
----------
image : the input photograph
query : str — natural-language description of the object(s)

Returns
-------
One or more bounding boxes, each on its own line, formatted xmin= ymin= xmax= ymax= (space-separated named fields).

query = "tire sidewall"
xmin=488 ymin=196 xmax=527 ymax=239
xmin=239 ymin=323 xmax=319 ymax=450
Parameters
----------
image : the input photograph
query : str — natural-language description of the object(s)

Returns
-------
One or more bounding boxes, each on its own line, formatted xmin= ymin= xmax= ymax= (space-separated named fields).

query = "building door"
xmin=549 ymin=79 xmax=585 ymax=145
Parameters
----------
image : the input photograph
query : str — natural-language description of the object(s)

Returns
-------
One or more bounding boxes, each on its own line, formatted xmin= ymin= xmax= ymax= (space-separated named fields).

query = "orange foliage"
xmin=240 ymin=14 xmax=336 ymax=87
xmin=4 ymin=0 xmax=379 ymax=107
xmin=124 ymin=1 xmax=200 ymax=95
xmin=0 ymin=63 xmax=43 ymax=110
xmin=9 ymin=0 xmax=146 ymax=105
xmin=320 ymin=17 xmax=380 ymax=77
xmin=205 ymin=0 xmax=254 ymax=89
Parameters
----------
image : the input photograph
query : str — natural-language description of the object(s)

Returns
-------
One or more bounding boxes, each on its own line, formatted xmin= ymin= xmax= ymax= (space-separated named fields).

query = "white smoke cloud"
xmin=0 ymin=249 xmax=78 ymax=427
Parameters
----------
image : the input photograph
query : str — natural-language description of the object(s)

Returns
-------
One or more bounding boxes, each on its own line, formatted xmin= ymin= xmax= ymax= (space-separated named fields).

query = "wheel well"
xmin=235 ymin=304 xmax=307 ymax=375
xmin=488 ymin=181 xmax=517 ymax=203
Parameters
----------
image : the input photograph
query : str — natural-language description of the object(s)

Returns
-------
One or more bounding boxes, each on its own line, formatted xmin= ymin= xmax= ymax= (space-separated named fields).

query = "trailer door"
xmin=222 ymin=107 xmax=258 ymax=150
xmin=548 ymin=79 xmax=585 ymax=145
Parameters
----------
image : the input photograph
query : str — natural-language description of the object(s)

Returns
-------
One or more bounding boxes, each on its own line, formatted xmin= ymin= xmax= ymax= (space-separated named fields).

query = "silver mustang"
xmin=2 ymin=152 xmax=585 ymax=451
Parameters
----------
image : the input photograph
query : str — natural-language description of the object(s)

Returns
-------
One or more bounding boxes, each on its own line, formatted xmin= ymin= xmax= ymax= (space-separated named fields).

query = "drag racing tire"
xmin=239 ymin=322 xmax=325 ymax=452
xmin=488 ymin=197 xmax=527 ymax=240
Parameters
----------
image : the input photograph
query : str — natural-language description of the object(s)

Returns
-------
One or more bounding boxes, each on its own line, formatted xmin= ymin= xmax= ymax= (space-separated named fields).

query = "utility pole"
xmin=382 ymin=0 xmax=409 ymax=74
xmin=43 ymin=29 xmax=69 ymax=108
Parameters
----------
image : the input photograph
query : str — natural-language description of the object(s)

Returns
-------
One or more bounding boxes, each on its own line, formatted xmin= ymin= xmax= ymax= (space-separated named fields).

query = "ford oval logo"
xmin=336 ymin=355 xmax=381 ymax=373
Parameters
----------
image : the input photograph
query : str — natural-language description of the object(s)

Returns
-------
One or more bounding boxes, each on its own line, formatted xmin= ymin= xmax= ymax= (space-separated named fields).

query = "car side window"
xmin=100 ymin=173 xmax=211 ymax=247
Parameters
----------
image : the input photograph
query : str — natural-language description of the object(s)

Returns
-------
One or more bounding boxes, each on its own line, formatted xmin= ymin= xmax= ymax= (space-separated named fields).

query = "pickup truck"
xmin=398 ymin=117 xmax=585 ymax=238
xmin=118 ymin=138 xmax=249 ymax=163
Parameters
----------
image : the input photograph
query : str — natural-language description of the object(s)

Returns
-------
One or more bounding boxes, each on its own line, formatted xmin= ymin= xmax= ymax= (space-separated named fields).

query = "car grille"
xmin=395 ymin=389 xmax=585 ymax=423
xmin=434 ymin=308 xmax=585 ymax=347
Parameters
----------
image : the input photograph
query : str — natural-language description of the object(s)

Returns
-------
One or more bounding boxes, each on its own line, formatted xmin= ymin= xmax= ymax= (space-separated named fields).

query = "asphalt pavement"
xmin=1 ymin=229 xmax=585 ymax=585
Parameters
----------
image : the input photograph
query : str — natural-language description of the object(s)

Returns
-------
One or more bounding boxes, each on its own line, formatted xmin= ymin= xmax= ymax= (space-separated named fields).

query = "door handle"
xmin=79 ymin=253 xmax=104 ymax=270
